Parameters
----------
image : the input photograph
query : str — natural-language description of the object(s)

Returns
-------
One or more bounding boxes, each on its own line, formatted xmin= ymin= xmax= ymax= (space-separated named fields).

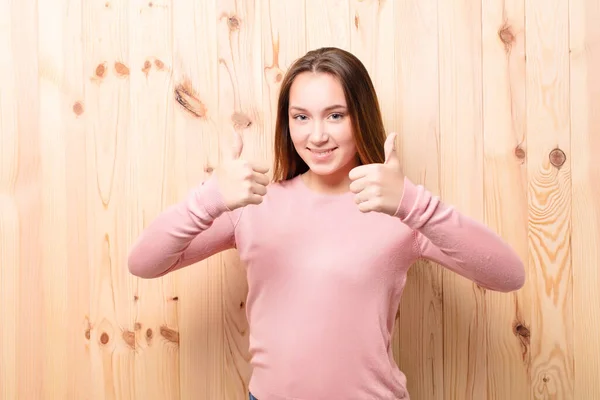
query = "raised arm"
xmin=127 ymin=174 xmax=238 ymax=279
xmin=396 ymin=177 xmax=525 ymax=292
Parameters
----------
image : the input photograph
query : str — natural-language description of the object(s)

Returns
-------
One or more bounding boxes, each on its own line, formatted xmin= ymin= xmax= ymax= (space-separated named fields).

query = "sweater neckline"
xmin=291 ymin=174 xmax=355 ymax=200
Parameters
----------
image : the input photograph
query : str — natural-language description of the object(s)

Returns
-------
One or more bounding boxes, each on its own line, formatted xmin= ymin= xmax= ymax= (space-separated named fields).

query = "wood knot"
xmin=231 ymin=112 xmax=252 ymax=129
xmin=549 ymin=148 xmax=566 ymax=167
xmin=239 ymin=301 xmax=245 ymax=309
xmin=84 ymin=329 xmax=91 ymax=340
xmin=514 ymin=146 xmax=526 ymax=160
xmin=498 ymin=25 xmax=515 ymax=45
xmin=354 ymin=13 xmax=359 ymax=29
xmin=134 ymin=295 xmax=139 ymax=301
xmin=514 ymin=323 xmax=530 ymax=338
xmin=154 ymin=59 xmax=165 ymax=70
xmin=171 ymin=296 xmax=178 ymax=301
xmin=114 ymin=61 xmax=130 ymax=77
xmin=160 ymin=326 xmax=180 ymax=343
xmin=204 ymin=164 xmax=214 ymax=174
xmin=134 ymin=322 xmax=142 ymax=330
xmin=122 ymin=330 xmax=135 ymax=349
xmin=72 ymin=101 xmax=84 ymax=116
xmin=227 ymin=16 xmax=240 ymax=30
xmin=146 ymin=328 xmax=153 ymax=339
xmin=95 ymin=63 xmax=106 ymax=78
xmin=174 ymin=83 xmax=207 ymax=118
xmin=543 ymin=375 xmax=549 ymax=383
xmin=275 ymin=73 xmax=283 ymax=82
xmin=100 ymin=332 xmax=109 ymax=345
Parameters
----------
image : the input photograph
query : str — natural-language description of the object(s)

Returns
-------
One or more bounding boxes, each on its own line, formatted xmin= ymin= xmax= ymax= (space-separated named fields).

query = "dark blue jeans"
xmin=249 ymin=393 xmax=257 ymax=400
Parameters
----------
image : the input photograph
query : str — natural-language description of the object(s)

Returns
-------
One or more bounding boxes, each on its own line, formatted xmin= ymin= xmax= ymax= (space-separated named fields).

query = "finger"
xmin=249 ymin=161 xmax=270 ymax=174
xmin=353 ymin=190 xmax=369 ymax=205
xmin=357 ymin=199 xmax=377 ymax=213
xmin=252 ymin=172 xmax=270 ymax=186
xmin=246 ymin=193 xmax=264 ymax=205
xmin=231 ymin=129 xmax=244 ymax=159
xmin=349 ymin=176 xmax=369 ymax=194
xmin=384 ymin=132 xmax=399 ymax=164
xmin=250 ymin=182 xmax=267 ymax=196
xmin=348 ymin=164 xmax=378 ymax=181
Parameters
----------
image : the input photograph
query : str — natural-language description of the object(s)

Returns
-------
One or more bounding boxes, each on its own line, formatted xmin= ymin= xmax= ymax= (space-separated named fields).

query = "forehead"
xmin=289 ymin=72 xmax=346 ymax=108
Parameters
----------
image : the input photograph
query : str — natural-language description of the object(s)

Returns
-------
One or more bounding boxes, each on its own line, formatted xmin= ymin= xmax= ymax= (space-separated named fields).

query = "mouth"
xmin=308 ymin=147 xmax=337 ymax=155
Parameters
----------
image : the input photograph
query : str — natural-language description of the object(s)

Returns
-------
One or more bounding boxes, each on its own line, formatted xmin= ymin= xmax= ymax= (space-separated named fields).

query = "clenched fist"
xmin=348 ymin=132 xmax=405 ymax=216
xmin=214 ymin=129 xmax=270 ymax=211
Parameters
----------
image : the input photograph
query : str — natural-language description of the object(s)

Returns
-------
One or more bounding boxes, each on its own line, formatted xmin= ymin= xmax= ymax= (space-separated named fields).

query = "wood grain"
xmin=481 ymin=0 xmax=531 ymax=398
xmin=1 ymin=1 xmax=599 ymax=399
xmin=0 ymin=1 xmax=19 ymax=398
xmin=129 ymin=0 xmax=180 ymax=398
xmin=438 ymin=0 xmax=487 ymax=398
xmin=525 ymin=0 xmax=574 ymax=398
xmin=393 ymin=0 xmax=444 ymax=399
xmin=569 ymin=0 xmax=600 ymax=398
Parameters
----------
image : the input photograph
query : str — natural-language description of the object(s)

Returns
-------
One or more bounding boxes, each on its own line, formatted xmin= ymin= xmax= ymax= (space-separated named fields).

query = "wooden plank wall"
xmin=1 ymin=0 xmax=599 ymax=399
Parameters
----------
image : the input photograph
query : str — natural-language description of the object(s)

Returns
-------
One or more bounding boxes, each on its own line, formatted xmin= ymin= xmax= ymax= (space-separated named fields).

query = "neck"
xmin=301 ymin=172 xmax=348 ymax=194
xmin=301 ymin=158 xmax=358 ymax=195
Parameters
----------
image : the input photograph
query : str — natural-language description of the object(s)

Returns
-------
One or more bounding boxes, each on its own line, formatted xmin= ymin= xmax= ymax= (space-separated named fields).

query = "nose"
xmin=309 ymin=121 xmax=328 ymax=145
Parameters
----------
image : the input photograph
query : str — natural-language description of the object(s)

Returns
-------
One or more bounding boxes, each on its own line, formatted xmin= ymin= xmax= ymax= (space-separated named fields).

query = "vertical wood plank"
xmin=82 ymin=0 xmax=136 ymax=397
xmin=169 ymin=0 xmax=225 ymax=399
xmin=0 ymin=1 xmax=19 ymax=398
xmin=481 ymin=0 xmax=531 ymax=398
xmin=64 ymin=0 xmax=94 ymax=390
xmin=127 ymin=0 xmax=180 ymax=397
xmin=393 ymin=0 xmax=444 ymax=398
xmin=525 ymin=0 xmax=574 ymax=397
xmin=7 ymin=1 xmax=45 ymax=398
xmin=569 ymin=0 xmax=600 ymax=398
xmin=37 ymin=0 xmax=90 ymax=397
xmin=304 ymin=0 xmax=350 ymax=51
xmin=438 ymin=0 xmax=487 ymax=398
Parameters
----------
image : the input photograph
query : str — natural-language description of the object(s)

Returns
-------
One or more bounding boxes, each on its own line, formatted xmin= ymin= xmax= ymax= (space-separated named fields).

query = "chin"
xmin=306 ymin=163 xmax=340 ymax=176
xmin=300 ymin=148 xmax=355 ymax=177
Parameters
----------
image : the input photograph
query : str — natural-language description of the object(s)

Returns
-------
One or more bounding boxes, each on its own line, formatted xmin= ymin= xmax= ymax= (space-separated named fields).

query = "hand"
xmin=214 ymin=129 xmax=270 ymax=210
xmin=348 ymin=132 xmax=405 ymax=215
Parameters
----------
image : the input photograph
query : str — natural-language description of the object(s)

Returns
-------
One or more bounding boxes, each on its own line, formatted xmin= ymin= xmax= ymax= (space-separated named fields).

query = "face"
xmin=288 ymin=72 xmax=358 ymax=180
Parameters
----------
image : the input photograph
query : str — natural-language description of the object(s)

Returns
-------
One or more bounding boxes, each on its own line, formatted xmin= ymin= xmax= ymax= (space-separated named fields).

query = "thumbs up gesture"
xmin=213 ymin=129 xmax=270 ymax=211
xmin=348 ymin=132 xmax=405 ymax=215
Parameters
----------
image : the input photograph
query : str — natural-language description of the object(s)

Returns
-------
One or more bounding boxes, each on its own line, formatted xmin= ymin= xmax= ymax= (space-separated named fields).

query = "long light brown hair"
xmin=272 ymin=47 xmax=388 ymax=182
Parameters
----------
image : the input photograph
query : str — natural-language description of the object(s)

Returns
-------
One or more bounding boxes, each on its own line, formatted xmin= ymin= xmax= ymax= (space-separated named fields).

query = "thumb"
xmin=383 ymin=132 xmax=399 ymax=164
xmin=230 ymin=129 xmax=243 ymax=159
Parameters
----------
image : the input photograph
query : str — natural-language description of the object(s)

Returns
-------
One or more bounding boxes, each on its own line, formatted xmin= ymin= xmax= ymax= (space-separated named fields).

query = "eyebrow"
xmin=289 ymin=104 xmax=347 ymax=113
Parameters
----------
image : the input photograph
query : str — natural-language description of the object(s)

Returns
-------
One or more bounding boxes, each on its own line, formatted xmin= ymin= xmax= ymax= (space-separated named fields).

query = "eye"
xmin=329 ymin=112 xmax=344 ymax=120
xmin=293 ymin=114 xmax=308 ymax=121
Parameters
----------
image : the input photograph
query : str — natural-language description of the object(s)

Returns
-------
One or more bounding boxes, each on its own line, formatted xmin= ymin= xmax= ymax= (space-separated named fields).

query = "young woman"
xmin=128 ymin=47 xmax=525 ymax=400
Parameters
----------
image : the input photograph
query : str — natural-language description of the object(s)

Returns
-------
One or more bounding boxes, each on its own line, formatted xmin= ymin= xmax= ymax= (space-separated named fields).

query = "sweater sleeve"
xmin=127 ymin=173 xmax=238 ymax=279
xmin=395 ymin=176 xmax=525 ymax=292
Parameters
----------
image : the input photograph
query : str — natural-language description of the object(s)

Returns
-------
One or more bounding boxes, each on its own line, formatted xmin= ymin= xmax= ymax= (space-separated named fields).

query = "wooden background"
xmin=1 ymin=0 xmax=599 ymax=399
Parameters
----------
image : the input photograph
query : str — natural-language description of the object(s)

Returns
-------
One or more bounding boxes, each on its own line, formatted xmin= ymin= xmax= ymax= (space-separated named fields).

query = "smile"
xmin=308 ymin=147 xmax=337 ymax=154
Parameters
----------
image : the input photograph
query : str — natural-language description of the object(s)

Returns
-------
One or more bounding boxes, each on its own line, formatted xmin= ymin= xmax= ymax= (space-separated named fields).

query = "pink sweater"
xmin=128 ymin=173 xmax=525 ymax=400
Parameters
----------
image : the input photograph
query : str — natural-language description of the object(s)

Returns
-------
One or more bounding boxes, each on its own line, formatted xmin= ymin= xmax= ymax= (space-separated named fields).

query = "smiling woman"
xmin=272 ymin=47 xmax=388 ymax=192
xmin=127 ymin=46 xmax=525 ymax=400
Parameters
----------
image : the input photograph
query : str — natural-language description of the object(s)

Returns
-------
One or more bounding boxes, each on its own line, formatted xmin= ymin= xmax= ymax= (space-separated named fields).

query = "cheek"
xmin=289 ymin=123 xmax=310 ymax=146
xmin=330 ymin=122 xmax=355 ymax=147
